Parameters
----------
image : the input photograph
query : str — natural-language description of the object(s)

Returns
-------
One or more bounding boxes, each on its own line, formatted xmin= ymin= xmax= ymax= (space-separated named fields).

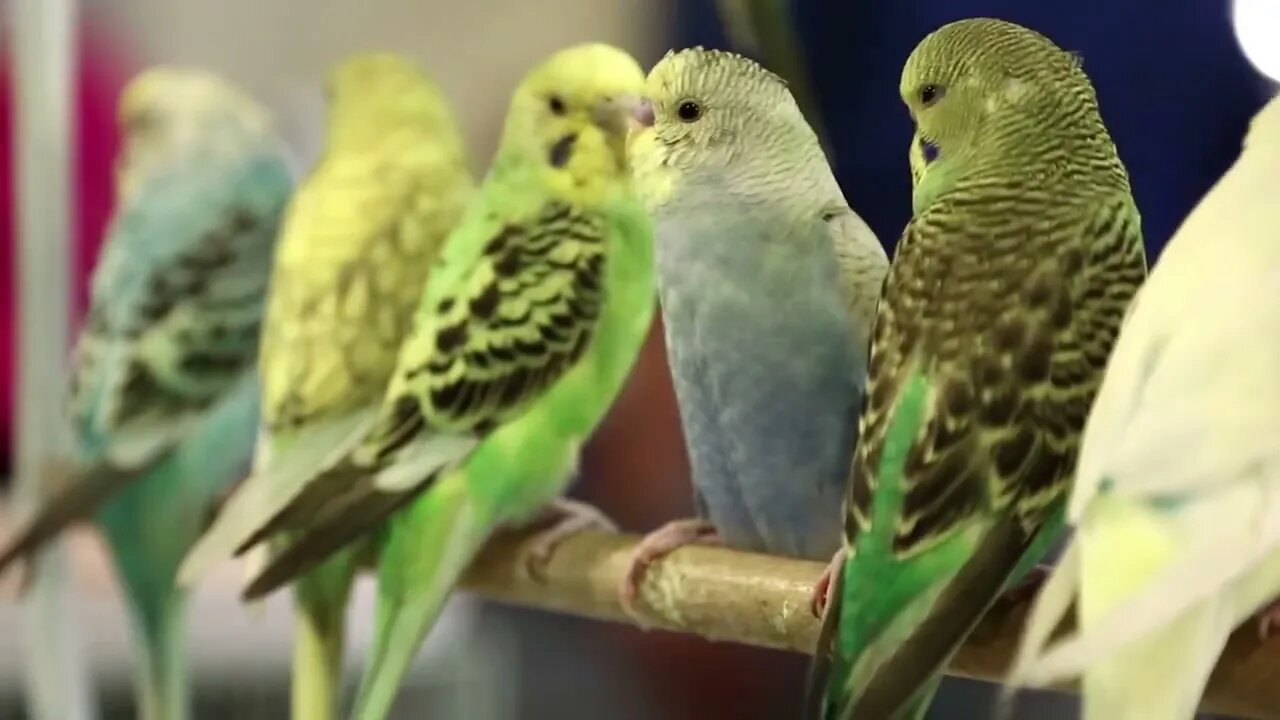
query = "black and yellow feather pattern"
xmin=0 ymin=151 xmax=291 ymax=577
xmin=848 ymin=183 xmax=1147 ymax=557
xmin=261 ymin=150 xmax=472 ymax=432
xmin=71 ymin=198 xmax=279 ymax=448
xmin=812 ymin=18 xmax=1153 ymax=720
xmin=235 ymin=200 xmax=611 ymax=594
xmin=368 ymin=200 xmax=607 ymax=455
xmin=817 ymin=183 xmax=1146 ymax=720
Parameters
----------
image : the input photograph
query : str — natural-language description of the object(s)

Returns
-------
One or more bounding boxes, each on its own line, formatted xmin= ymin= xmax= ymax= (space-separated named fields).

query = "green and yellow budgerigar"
xmin=192 ymin=42 xmax=653 ymax=719
xmin=0 ymin=68 xmax=293 ymax=720
xmin=178 ymin=53 xmax=473 ymax=720
xmin=807 ymin=19 xmax=1148 ymax=719
xmin=1007 ymin=95 xmax=1280 ymax=720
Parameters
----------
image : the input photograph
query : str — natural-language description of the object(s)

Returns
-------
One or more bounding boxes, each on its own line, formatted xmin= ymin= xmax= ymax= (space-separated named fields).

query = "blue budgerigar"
xmin=623 ymin=47 xmax=888 ymax=607
xmin=0 ymin=68 xmax=293 ymax=720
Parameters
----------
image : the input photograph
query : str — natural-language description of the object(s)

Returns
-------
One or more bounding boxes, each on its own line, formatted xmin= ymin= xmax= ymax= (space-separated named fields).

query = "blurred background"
xmin=0 ymin=0 xmax=1275 ymax=718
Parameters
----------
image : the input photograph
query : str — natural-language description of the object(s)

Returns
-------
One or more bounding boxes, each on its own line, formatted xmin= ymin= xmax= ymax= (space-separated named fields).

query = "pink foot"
xmin=522 ymin=498 xmax=617 ymax=582
xmin=619 ymin=518 xmax=722 ymax=616
xmin=811 ymin=548 xmax=847 ymax=619
xmin=1000 ymin=565 xmax=1052 ymax=607
xmin=1256 ymin=599 xmax=1280 ymax=641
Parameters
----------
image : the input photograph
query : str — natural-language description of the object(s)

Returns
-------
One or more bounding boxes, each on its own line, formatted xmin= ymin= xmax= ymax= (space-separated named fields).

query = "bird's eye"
xmin=125 ymin=109 xmax=158 ymax=134
xmin=548 ymin=95 xmax=567 ymax=116
xmin=677 ymin=100 xmax=702 ymax=122
xmin=920 ymin=138 xmax=940 ymax=164
xmin=919 ymin=84 xmax=944 ymax=107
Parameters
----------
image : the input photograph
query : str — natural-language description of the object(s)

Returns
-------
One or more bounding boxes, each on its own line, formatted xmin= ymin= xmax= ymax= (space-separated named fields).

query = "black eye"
xmin=677 ymin=100 xmax=702 ymax=122
xmin=920 ymin=138 xmax=940 ymax=164
xmin=126 ymin=109 xmax=158 ymax=134
xmin=919 ymin=84 xmax=944 ymax=106
xmin=548 ymin=95 xmax=567 ymax=115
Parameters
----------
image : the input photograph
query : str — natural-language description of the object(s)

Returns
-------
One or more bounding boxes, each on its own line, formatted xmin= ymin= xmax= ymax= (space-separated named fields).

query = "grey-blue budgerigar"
xmin=623 ymin=47 xmax=888 ymax=608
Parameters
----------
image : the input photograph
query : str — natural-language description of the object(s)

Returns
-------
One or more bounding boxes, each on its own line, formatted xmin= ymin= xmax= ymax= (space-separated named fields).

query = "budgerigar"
xmin=178 ymin=53 xmax=473 ymax=720
xmin=188 ymin=43 xmax=652 ymax=719
xmin=806 ymin=19 xmax=1148 ymax=719
xmin=0 ymin=68 xmax=292 ymax=720
xmin=621 ymin=47 xmax=887 ymax=609
xmin=1006 ymin=94 xmax=1280 ymax=720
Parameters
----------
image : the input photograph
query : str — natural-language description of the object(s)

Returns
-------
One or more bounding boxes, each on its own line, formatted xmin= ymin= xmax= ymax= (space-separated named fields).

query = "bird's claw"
xmin=521 ymin=498 xmax=616 ymax=583
xmin=811 ymin=548 xmax=847 ymax=619
xmin=999 ymin=564 xmax=1052 ymax=608
xmin=1256 ymin=598 xmax=1280 ymax=641
xmin=618 ymin=518 xmax=722 ymax=618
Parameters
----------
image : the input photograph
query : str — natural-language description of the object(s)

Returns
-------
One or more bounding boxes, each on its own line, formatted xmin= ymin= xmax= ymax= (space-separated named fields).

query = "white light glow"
xmin=1235 ymin=0 xmax=1280 ymax=82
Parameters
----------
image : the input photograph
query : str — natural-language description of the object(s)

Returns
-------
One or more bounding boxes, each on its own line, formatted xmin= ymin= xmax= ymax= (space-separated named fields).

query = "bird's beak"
xmin=593 ymin=94 xmax=653 ymax=135
xmin=631 ymin=97 xmax=656 ymax=128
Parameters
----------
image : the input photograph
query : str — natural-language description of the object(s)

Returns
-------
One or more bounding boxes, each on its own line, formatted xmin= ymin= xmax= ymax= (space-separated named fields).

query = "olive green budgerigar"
xmin=0 ymin=68 xmax=293 ymax=720
xmin=177 ymin=53 xmax=473 ymax=720
xmin=806 ymin=19 xmax=1148 ymax=720
xmin=192 ymin=43 xmax=653 ymax=719
xmin=1006 ymin=94 xmax=1280 ymax=720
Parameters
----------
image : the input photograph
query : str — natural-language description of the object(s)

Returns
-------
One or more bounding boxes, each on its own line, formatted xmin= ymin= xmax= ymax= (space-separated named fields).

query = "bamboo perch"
xmin=9 ymin=0 xmax=96 ymax=718
xmin=460 ymin=527 xmax=1280 ymax=720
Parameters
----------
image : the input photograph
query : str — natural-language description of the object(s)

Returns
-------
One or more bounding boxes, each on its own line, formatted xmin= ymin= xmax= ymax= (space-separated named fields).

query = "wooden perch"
xmin=460 ymin=527 xmax=1280 ymax=720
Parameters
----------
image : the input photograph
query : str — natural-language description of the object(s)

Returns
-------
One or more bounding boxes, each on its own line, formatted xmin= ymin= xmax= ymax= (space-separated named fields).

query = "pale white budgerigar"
xmin=1008 ymin=94 xmax=1280 ymax=720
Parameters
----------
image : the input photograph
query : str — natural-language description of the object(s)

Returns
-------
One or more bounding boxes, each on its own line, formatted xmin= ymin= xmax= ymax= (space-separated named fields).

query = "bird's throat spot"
xmin=549 ymin=132 xmax=578 ymax=168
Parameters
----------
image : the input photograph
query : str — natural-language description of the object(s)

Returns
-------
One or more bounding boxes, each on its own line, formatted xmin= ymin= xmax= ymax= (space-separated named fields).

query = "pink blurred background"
xmin=0 ymin=18 xmax=129 ymax=476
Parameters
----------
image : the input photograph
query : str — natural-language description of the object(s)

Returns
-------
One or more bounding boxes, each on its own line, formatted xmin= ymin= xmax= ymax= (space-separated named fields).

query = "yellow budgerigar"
xmin=208 ymin=43 xmax=654 ymax=720
xmin=179 ymin=52 xmax=473 ymax=720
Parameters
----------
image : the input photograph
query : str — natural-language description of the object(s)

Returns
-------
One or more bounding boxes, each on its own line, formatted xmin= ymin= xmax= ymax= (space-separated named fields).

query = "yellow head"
xmin=116 ymin=67 xmax=273 ymax=201
xmin=495 ymin=43 xmax=647 ymax=206
xmin=1244 ymin=93 xmax=1280 ymax=152
xmin=900 ymin=18 xmax=1108 ymax=211
xmin=627 ymin=47 xmax=810 ymax=208
xmin=322 ymin=52 xmax=460 ymax=153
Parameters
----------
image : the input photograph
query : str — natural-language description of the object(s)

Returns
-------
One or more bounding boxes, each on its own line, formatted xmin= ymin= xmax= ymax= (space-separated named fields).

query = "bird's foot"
xmin=810 ymin=548 xmax=847 ymax=619
xmin=618 ymin=518 xmax=722 ymax=618
xmin=999 ymin=564 xmax=1052 ymax=607
xmin=521 ymin=498 xmax=617 ymax=582
xmin=1255 ymin=598 xmax=1280 ymax=641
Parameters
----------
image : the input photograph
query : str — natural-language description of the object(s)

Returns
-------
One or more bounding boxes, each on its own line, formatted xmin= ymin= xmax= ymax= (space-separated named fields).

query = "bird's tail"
xmin=98 ymin=558 xmax=189 ymax=717
xmin=177 ymin=409 xmax=376 ymax=588
xmin=897 ymin=678 xmax=941 ymax=720
xmin=1079 ymin=600 xmax=1230 ymax=720
xmin=806 ymin=554 xmax=944 ymax=720
xmin=290 ymin=548 xmax=358 ymax=720
xmin=820 ymin=369 xmax=1059 ymax=720
xmin=128 ymin=591 xmax=192 ymax=720
xmin=1010 ymin=486 xmax=1280 ymax=719
xmin=351 ymin=472 xmax=486 ymax=720
xmin=94 ymin=458 xmax=209 ymax=720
